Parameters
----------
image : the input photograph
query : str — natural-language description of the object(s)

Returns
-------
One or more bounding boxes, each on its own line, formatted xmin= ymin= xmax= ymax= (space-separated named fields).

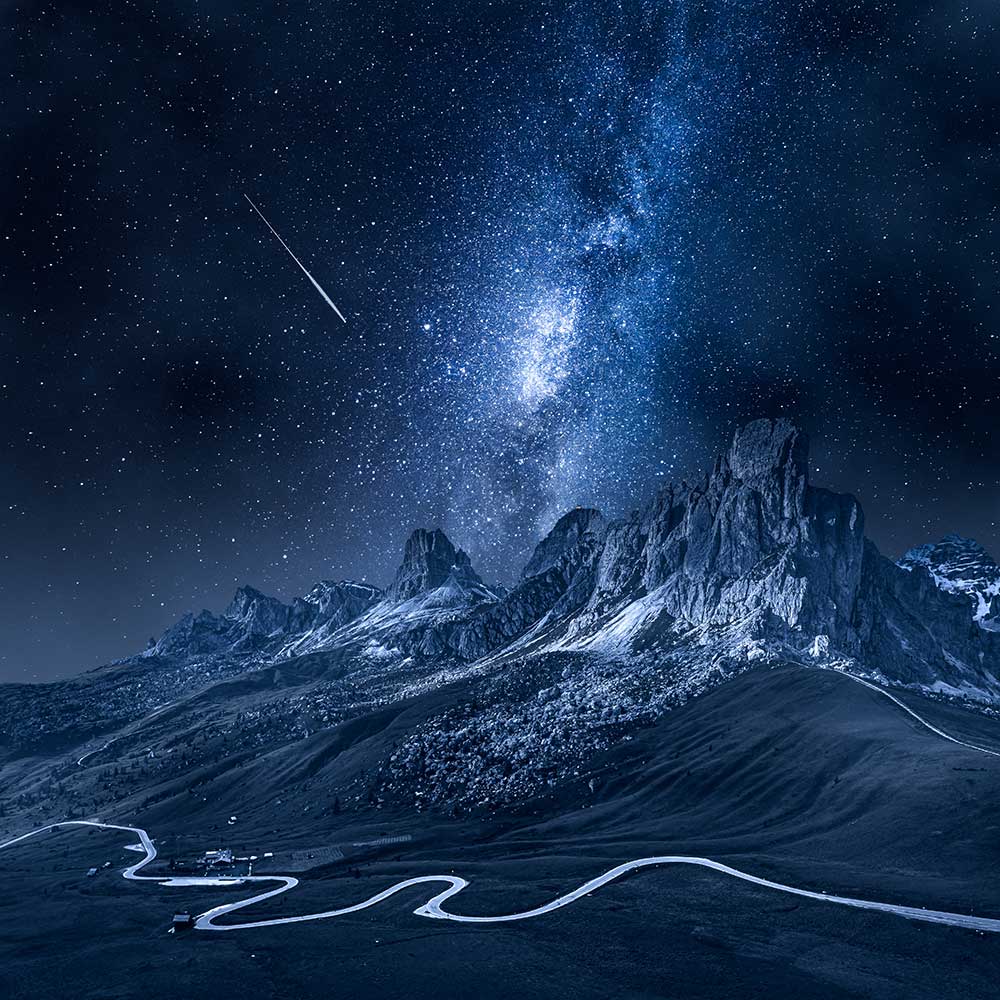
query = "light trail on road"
xmin=2 ymin=815 xmax=999 ymax=936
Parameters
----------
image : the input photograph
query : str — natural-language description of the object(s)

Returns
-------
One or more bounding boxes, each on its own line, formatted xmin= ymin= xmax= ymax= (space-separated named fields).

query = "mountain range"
xmin=123 ymin=417 xmax=1000 ymax=698
xmin=2 ymin=418 xmax=998 ymax=815
xmin=5 ymin=417 xmax=1000 ymax=1000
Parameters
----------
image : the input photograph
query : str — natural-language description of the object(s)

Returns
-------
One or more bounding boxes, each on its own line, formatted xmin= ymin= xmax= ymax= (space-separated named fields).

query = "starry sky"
xmin=2 ymin=1 xmax=998 ymax=681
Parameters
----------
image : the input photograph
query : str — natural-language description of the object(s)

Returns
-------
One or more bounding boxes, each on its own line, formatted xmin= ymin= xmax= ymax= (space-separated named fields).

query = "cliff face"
xmin=448 ymin=507 xmax=609 ymax=659
xmin=854 ymin=543 xmax=996 ymax=691
xmin=582 ymin=420 xmax=865 ymax=640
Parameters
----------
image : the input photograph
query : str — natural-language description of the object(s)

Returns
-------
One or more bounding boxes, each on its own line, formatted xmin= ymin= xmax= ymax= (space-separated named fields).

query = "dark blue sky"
xmin=2 ymin=1 xmax=998 ymax=681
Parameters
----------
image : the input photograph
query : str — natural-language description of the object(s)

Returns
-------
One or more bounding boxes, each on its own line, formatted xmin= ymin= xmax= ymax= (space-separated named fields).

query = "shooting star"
xmin=243 ymin=193 xmax=347 ymax=324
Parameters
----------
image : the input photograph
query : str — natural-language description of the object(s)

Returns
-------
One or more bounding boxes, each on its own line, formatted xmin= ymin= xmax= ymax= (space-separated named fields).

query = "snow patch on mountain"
xmin=899 ymin=534 xmax=1000 ymax=629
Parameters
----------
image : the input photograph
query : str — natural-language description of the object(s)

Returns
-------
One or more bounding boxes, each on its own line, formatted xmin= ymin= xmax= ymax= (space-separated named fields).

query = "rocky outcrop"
xmin=150 ymin=609 xmax=232 ymax=658
xmin=521 ymin=508 xmax=606 ymax=579
xmin=225 ymin=586 xmax=296 ymax=637
xmin=988 ymin=593 xmax=1000 ymax=631
xmin=387 ymin=528 xmax=485 ymax=601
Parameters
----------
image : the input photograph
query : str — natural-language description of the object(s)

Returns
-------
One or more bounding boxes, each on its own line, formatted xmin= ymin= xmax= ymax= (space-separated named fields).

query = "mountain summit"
xmin=387 ymin=528 xmax=485 ymax=601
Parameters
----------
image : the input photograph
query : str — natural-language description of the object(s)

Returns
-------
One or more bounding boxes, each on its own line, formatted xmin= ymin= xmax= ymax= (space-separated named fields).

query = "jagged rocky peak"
xmin=588 ymin=416 xmax=865 ymax=639
xmin=899 ymin=534 xmax=1000 ymax=627
xmin=522 ymin=507 xmax=607 ymax=579
xmin=724 ymin=416 xmax=809 ymax=490
xmin=563 ymin=418 xmax=1000 ymax=695
xmin=292 ymin=580 xmax=383 ymax=631
xmin=388 ymin=528 xmax=484 ymax=601
xmin=224 ymin=585 xmax=292 ymax=635
xmin=714 ymin=417 xmax=817 ymax=541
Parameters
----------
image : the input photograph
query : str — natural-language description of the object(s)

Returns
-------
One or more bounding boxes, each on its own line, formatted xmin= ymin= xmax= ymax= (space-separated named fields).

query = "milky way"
xmin=393 ymin=6 xmax=723 ymax=568
xmin=3 ymin=1 xmax=998 ymax=678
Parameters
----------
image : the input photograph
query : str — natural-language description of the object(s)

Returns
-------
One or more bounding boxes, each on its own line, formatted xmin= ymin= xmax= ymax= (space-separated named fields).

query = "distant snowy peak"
xmin=148 ymin=579 xmax=384 ymax=660
xmin=899 ymin=534 xmax=1000 ymax=628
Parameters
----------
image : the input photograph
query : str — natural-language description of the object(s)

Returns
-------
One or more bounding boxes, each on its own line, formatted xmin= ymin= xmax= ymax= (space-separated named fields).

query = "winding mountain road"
xmin=76 ymin=703 xmax=174 ymax=767
xmin=833 ymin=669 xmax=1000 ymax=757
xmin=77 ymin=736 xmax=124 ymax=767
xmin=2 ymin=818 xmax=999 ymax=935
xmin=3 ymin=672 xmax=999 ymax=936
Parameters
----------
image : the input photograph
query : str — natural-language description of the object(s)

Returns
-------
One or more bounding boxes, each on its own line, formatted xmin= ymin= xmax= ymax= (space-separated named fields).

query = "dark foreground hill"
xmin=2 ymin=668 xmax=1000 ymax=1000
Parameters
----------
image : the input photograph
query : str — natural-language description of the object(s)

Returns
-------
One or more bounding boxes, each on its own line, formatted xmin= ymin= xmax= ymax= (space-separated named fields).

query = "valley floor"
xmin=2 ymin=667 xmax=1000 ymax=999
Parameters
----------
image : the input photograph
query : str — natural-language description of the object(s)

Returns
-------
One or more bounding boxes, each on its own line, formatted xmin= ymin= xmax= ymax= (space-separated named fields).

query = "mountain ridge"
xmin=107 ymin=421 xmax=998 ymax=705
xmin=2 ymin=419 xmax=998 ymax=777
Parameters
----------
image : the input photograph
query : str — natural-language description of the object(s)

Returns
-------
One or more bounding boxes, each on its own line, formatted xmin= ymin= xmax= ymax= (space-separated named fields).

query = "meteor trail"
xmin=243 ymin=193 xmax=347 ymax=324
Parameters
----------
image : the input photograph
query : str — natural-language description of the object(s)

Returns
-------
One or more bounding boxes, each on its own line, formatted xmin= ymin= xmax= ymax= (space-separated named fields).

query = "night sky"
xmin=2 ymin=1 xmax=998 ymax=681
